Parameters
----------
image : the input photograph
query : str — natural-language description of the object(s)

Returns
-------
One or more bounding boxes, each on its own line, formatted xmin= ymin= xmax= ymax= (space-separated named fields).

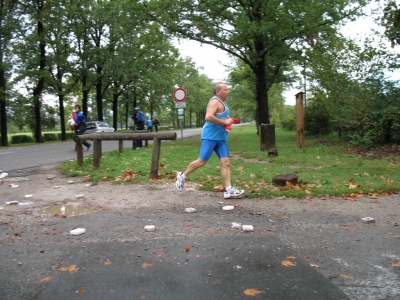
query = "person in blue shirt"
xmin=175 ymin=82 xmax=244 ymax=199
xmin=146 ymin=118 xmax=153 ymax=132
xmin=73 ymin=104 xmax=91 ymax=151
xmin=133 ymin=106 xmax=145 ymax=148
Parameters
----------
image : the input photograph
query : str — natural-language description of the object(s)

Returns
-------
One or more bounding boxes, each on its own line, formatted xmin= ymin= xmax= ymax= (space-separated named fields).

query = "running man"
xmin=175 ymin=82 xmax=244 ymax=199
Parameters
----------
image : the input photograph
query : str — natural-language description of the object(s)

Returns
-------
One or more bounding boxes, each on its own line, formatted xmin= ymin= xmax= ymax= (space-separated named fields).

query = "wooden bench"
xmin=74 ymin=132 xmax=177 ymax=179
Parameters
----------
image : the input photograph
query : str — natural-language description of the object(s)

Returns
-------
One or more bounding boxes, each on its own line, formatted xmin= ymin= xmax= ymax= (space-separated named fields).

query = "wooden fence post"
xmin=93 ymin=139 xmax=101 ymax=169
xmin=119 ymin=140 xmax=123 ymax=153
xmin=76 ymin=140 xmax=83 ymax=165
xmin=150 ymin=137 xmax=161 ymax=179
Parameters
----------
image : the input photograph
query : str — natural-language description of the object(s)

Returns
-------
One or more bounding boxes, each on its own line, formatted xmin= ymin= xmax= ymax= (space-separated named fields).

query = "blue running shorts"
xmin=199 ymin=139 xmax=229 ymax=161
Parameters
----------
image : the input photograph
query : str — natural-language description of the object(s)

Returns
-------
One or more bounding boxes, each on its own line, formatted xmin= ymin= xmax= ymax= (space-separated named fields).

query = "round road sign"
xmin=173 ymin=88 xmax=187 ymax=102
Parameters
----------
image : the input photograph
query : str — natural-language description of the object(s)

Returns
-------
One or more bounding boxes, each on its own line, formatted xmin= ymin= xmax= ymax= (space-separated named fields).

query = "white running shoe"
xmin=224 ymin=186 xmax=245 ymax=199
xmin=176 ymin=172 xmax=185 ymax=191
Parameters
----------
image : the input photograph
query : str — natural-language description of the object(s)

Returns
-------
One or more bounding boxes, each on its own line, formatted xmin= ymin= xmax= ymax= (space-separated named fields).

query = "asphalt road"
xmin=0 ymin=128 xmax=202 ymax=172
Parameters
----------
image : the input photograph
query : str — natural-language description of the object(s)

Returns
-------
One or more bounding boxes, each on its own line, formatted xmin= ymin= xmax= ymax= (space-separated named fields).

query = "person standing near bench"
xmin=175 ymin=82 xmax=245 ymax=199
xmin=146 ymin=117 xmax=153 ymax=132
xmin=134 ymin=106 xmax=145 ymax=148
xmin=74 ymin=104 xmax=91 ymax=151
xmin=153 ymin=118 xmax=160 ymax=132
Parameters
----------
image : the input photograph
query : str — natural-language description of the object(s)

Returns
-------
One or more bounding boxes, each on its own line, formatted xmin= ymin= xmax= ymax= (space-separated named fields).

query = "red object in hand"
xmin=224 ymin=116 xmax=232 ymax=132
xmin=232 ymin=118 xmax=240 ymax=124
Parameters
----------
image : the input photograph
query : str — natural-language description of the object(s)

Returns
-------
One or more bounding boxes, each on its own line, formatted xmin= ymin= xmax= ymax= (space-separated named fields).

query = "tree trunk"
xmin=112 ymin=93 xmax=118 ymax=131
xmin=0 ymin=52 xmax=8 ymax=146
xmin=82 ymin=73 xmax=89 ymax=117
xmin=96 ymin=66 xmax=103 ymax=121
xmin=254 ymin=52 xmax=270 ymax=126
xmin=259 ymin=124 xmax=276 ymax=151
xmin=57 ymin=68 xmax=66 ymax=141
xmin=33 ymin=11 xmax=45 ymax=144
xmin=59 ymin=93 xmax=66 ymax=140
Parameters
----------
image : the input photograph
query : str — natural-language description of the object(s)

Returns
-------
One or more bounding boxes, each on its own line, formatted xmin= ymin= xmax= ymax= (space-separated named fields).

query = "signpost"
xmin=173 ymin=88 xmax=187 ymax=145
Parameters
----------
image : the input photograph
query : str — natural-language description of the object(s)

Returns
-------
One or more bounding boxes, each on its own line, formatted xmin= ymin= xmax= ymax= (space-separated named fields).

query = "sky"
xmin=175 ymin=2 xmax=395 ymax=105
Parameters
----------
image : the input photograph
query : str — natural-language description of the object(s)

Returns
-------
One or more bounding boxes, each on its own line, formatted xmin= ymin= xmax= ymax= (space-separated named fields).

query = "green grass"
xmin=61 ymin=125 xmax=400 ymax=199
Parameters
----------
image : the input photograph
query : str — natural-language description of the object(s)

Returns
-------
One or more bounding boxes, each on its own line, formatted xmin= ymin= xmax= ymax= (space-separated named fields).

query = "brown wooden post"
xmin=150 ymin=137 xmax=161 ymax=179
xmin=132 ymin=140 xmax=137 ymax=149
xmin=118 ymin=140 xmax=123 ymax=153
xmin=259 ymin=124 xmax=276 ymax=151
xmin=145 ymin=140 xmax=148 ymax=147
xmin=93 ymin=139 xmax=101 ymax=169
xmin=295 ymin=92 xmax=305 ymax=148
xmin=76 ymin=140 xmax=83 ymax=165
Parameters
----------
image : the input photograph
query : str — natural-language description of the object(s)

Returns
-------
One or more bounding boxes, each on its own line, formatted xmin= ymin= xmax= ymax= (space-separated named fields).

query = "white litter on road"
xmin=24 ymin=195 xmax=33 ymax=199
xmin=185 ymin=208 xmax=197 ymax=213
xmin=144 ymin=225 xmax=155 ymax=232
xmin=6 ymin=201 xmax=18 ymax=205
xmin=242 ymin=225 xmax=254 ymax=232
xmin=361 ymin=217 xmax=375 ymax=223
xmin=70 ymin=228 xmax=86 ymax=235
xmin=222 ymin=205 xmax=234 ymax=211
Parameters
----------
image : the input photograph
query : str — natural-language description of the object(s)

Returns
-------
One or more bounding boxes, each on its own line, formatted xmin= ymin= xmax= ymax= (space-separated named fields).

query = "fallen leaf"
xmin=182 ymin=247 xmax=190 ymax=252
xmin=40 ymin=277 xmax=51 ymax=283
xmin=390 ymin=262 xmax=400 ymax=267
xmin=340 ymin=274 xmax=353 ymax=279
xmin=58 ymin=265 xmax=79 ymax=272
xmin=104 ymin=261 xmax=112 ymax=266
xmin=77 ymin=288 xmax=84 ymax=293
xmin=141 ymin=262 xmax=153 ymax=268
xmin=348 ymin=183 xmax=358 ymax=189
xmin=152 ymin=250 xmax=168 ymax=255
xmin=140 ymin=295 xmax=146 ymax=300
xmin=243 ymin=288 xmax=265 ymax=296
xmin=286 ymin=256 xmax=296 ymax=260
xmin=310 ymin=264 xmax=320 ymax=268
xmin=282 ymin=260 xmax=296 ymax=267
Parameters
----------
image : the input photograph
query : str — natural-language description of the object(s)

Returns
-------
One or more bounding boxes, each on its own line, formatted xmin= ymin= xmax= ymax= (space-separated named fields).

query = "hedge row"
xmin=9 ymin=132 xmax=75 ymax=144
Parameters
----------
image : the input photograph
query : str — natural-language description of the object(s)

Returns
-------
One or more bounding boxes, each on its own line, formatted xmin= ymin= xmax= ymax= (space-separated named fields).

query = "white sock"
xmin=225 ymin=186 xmax=232 ymax=191
xmin=181 ymin=173 xmax=186 ymax=179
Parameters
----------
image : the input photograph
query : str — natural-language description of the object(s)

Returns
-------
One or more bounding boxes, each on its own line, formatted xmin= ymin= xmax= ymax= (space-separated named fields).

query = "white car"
xmin=85 ymin=121 xmax=115 ymax=133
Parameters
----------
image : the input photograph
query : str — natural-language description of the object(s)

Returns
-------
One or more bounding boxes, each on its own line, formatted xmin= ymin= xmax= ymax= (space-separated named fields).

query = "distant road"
xmin=0 ymin=128 xmax=202 ymax=172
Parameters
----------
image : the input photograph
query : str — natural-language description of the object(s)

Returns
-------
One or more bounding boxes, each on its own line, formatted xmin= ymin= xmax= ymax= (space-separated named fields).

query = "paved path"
xmin=0 ymin=128 xmax=202 ymax=172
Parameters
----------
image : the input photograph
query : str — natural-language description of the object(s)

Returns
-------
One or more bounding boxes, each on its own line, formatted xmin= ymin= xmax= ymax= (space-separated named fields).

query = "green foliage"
xmin=382 ymin=0 xmax=400 ymax=47
xmin=304 ymin=99 xmax=332 ymax=136
xmin=11 ymin=135 xmax=34 ymax=144
xmin=61 ymin=125 xmax=400 ymax=199
xmin=43 ymin=133 xmax=58 ymax=142
xmin=280 ymin=106 xmax=296 ymax=131
xmin=58 ymin=132 xmax=74 ymax=140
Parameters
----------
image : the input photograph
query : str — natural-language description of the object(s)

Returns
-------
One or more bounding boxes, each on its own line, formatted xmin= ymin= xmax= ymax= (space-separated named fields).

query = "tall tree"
xmin=0 ymin=0 xmax=19 ymax=146
xmin=146 ymin=0 xmax=366 ymax=128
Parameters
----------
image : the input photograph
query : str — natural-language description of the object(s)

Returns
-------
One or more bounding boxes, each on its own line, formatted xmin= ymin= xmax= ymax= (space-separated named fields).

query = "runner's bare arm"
xmin=205 ymin=99 xmax=231 ymax=125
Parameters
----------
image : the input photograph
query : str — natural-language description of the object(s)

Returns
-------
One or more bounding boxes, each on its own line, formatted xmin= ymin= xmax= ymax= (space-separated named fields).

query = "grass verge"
xmin=61 ymin=125 xmax=399 ymax=199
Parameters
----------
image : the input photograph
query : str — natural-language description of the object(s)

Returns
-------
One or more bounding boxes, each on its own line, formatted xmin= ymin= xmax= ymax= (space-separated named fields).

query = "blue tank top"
xmin=201 ymin=96 xmax=230 ymax=141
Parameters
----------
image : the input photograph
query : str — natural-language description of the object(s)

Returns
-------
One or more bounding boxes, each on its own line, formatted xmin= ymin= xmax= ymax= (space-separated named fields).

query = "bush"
xmin=57 ymin=132 xmax=74 ymax=140
xmin=281 ymin=117 xmax=296 ymax=131
xmin=43 ymin=133 xmax=58 ymax=142
xmin=11 ymin=135 xmax=34 ymax=144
